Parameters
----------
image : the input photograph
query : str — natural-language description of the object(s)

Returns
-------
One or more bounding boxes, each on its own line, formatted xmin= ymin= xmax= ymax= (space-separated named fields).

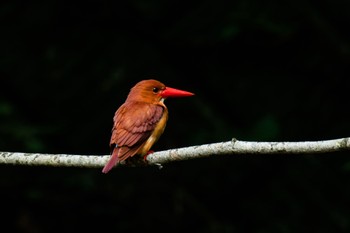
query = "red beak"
xmin=160 ymin=87 xmax=194 ymax=98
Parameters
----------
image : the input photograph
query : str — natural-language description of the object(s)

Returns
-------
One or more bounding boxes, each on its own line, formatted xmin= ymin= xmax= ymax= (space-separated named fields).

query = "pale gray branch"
xmin=1 ymin=137 xmax=349 ymax=168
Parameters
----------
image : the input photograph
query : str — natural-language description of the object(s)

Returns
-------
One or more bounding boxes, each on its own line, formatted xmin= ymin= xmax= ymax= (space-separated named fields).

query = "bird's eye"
xmin=152 ymin=87 xmax=159 ymax=93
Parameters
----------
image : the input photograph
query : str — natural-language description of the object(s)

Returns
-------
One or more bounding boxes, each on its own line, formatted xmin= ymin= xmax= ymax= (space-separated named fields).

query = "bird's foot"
xmin=143 ymin=151 xmax=163 ymax=169
xmin=143 ymin=150 xmax=154 ymax=162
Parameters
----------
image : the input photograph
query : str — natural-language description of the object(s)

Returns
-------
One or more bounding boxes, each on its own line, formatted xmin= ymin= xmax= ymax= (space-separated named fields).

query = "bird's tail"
xmin=102 ymin=147 xmax=120 ymax=173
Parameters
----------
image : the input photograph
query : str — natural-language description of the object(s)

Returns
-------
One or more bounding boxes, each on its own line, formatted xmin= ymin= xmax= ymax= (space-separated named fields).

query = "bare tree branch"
xmin=1 ymin=137 xmax=349 ymax=168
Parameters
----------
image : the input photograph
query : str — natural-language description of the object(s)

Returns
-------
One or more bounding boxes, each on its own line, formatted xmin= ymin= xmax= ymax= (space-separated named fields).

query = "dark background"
xmin=1 ymin=1 xmax=350 ymax=232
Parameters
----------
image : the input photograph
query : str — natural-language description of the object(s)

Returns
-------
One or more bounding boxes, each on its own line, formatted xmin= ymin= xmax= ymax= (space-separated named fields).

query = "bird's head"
xmin=127 ymin=79 xmax=194 ymax=104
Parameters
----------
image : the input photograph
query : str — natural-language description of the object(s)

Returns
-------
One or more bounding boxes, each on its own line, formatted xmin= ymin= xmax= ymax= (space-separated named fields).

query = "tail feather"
xmin=102 ymin=144 xmax=145 ymax=173
xmin=102 ymin=147 xmax=120 ymax=173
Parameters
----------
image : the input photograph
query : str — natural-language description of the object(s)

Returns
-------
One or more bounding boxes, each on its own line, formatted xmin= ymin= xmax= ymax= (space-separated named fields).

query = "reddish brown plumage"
xmin=102 ymin=79 xmax=194 ymax=173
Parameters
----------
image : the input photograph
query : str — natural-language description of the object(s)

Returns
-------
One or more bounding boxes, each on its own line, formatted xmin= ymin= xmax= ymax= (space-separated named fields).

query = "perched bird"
xmin=102 ymin=79 xmax=194 ymax=173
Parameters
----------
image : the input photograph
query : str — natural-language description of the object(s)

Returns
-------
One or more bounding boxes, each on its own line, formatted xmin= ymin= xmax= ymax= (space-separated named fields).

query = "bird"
xmin=102 ymin=79 xmax=194 ymax=173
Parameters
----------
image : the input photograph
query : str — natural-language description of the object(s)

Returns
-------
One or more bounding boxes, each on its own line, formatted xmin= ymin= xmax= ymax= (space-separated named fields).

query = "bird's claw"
xmin=143 ymin=151 xmax=162 ymax=169
xmin=143 ymin=150 xmax=154 ymax=162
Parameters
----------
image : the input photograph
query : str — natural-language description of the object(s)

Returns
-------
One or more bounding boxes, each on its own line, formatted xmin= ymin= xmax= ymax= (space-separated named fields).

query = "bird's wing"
xmin=102 ymin=102 xmax=164 ymax=173
xmin=110 ymin=101 xmax=164 ymax=149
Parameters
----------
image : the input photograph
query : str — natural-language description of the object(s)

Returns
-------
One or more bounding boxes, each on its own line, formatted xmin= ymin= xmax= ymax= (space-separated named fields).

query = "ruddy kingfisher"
xmin=102 ymin=79 xmax=194 ymax=173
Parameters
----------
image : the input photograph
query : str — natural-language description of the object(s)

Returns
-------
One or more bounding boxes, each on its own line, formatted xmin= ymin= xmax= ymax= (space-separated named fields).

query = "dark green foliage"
xmin=1 ymin=0 xmax=350 ymax=232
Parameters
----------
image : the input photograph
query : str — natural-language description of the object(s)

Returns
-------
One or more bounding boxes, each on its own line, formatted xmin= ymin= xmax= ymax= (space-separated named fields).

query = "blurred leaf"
xmin=250 ymin=114 xmax=280 ymax=140
xmin=0 ymin=101 xmax=13 ymax=116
